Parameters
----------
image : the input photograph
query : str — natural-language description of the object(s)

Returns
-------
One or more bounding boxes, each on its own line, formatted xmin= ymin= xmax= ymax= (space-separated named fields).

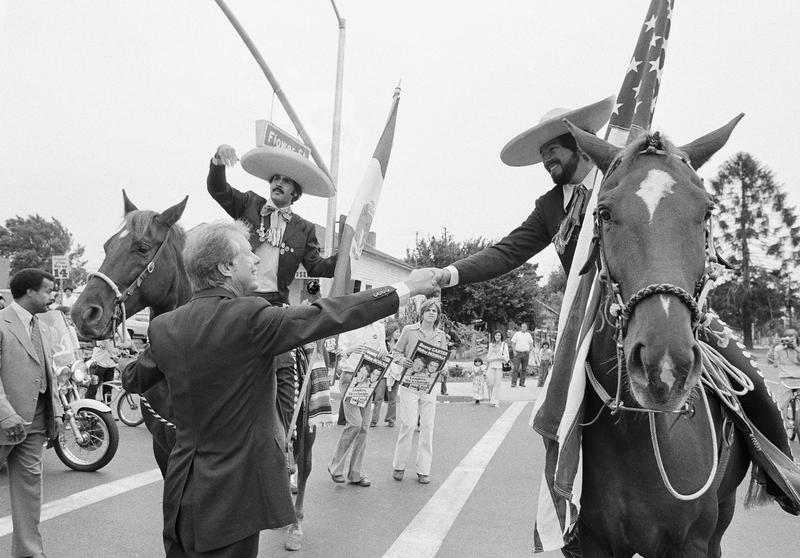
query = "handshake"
xmin=401 ymin=267 xmax=452 ymax=298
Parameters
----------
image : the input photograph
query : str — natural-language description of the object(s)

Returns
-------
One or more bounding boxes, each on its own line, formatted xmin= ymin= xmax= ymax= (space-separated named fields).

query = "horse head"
xmin=71 ymin=191 xmax=189 ymax=340
xmin=566 ymin=114 xmax=743 ymax=411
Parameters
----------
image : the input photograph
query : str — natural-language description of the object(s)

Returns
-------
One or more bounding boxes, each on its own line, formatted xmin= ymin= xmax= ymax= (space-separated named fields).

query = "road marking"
xmin=382 ymin=401 xmax=528 ymax=558
xmin=0 ymin=468 xmax=161 ymax=537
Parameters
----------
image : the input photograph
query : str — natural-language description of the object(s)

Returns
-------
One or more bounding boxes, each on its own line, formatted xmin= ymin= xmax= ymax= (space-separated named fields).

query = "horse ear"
xmin=562 ymin=119 xmax=619 ymax=173
xmin=678 ymin=113 xmax=745 ymax=170
xmin=122 ymin=189 xmax=138 ymax=214
xmin=157 ymin=196 xmax=189 ymax=229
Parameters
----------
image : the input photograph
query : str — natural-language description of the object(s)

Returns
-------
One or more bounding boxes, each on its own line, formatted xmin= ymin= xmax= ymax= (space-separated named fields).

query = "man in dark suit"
xmin=0 ymin=268 xmax=59 ymax=558
xmin=208 ymin=143 xmax=337 ymax=435
xmin=122 ymin=220 xmax=437 ymax=557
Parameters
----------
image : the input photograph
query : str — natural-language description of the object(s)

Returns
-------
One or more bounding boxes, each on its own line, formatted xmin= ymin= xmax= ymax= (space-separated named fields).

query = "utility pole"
xmin=325 ymin=0 xmax=346 ymax=258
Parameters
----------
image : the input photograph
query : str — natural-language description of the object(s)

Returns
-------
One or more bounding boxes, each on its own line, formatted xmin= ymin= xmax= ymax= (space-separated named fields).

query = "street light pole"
xmin=325 ymin=0 xmax=346 ymax=258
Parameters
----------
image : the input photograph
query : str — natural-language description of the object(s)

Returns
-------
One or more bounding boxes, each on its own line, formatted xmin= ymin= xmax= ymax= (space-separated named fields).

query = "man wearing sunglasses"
xmin=207 ymin=143 xmax=338 ymax=436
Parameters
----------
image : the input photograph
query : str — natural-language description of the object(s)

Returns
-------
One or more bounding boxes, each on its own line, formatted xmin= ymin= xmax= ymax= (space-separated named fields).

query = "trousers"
xmin=392 ymin=386 xmax=436 ymax=475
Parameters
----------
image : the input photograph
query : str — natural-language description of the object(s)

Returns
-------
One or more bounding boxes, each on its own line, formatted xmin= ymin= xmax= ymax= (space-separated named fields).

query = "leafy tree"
xmin=0 ymin=214 xmax=88 ymax=285
xmin=708 ymin=152 xmax=800 ymax=347
xmin=405 ymin=228 xmax=543 ymax=332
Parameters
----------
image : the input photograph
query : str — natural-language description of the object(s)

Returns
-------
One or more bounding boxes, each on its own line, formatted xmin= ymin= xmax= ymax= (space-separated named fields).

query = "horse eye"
xmin=598 ymin=208 xmax=612 ymax=222
xmin=136 ymin=244 xmax=151 ymax=255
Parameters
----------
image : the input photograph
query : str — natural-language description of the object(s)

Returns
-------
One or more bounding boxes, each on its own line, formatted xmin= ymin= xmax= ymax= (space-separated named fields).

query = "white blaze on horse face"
xmin=636 ymin=169 xmax=676 ymax=222
xmin=117 ymin=230 xmax=129 ymax=239
xmin=659 ymin=295 xmax=670 ymax=317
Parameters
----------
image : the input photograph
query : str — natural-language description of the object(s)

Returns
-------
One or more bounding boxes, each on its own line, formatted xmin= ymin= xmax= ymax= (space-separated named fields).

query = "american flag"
xmin=532 ymin=1 xmax=674 ymax=552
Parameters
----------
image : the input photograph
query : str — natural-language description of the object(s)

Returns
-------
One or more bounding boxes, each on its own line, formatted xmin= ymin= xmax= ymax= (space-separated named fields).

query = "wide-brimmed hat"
xmin=500 ymin=95 xmax=616 ymax=167
xmin=241 ymin=146 xmax=335 ymax=198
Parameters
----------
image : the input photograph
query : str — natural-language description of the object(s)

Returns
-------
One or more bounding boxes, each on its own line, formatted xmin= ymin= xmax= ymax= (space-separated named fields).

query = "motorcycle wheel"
xmin=54 ymin=408 xmax=119 ymax=472
xmin=117 ymin=391 xmax=144 ymax=427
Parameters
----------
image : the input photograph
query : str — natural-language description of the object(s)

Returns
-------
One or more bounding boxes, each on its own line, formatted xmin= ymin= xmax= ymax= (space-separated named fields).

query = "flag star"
xmin=656 ymin=66 xmax=664 ymax=82
xmin=650 ymin=34 xmax=662 ymax=48
xmin=632 ymin=82 xmax=642 ymax=97
xmin=613 ymin=102 xmax=623 ymax=115
xmin=644 ymin=14 xmax=657 ymax=31
xmin=626 ymin=58 xmax=641 ymax=74
xmin=635 ymin=99 xmax=643 ymax=113
xmin=649 ymin=58 xmax=660 ymax=72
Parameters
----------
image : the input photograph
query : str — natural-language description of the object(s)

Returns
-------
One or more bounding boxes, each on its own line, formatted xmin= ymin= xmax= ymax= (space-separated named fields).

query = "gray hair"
xmin=183 ymin=220 xmax=250 ymax=292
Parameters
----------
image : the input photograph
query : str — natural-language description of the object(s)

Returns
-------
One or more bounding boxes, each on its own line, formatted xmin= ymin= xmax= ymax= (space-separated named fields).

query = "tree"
xmin=709 ymin=152 xmax=800 ymax=347
xmin=406 ymin=228 xmax=544 ymax=332
xmin=0 ymin=214 xmax=88 ymax=285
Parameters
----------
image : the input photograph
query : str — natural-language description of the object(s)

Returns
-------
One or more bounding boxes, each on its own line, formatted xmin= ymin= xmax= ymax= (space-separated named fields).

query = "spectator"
xmin=486 ymin=331 xmax=510 ymax=408
xmin=471 ymin=357 xmax=487 ymax=404
xmin=538 ymin=342 xmax=554 ymax=387
xmin=328 ymin=319 xmax=387 ymax=487
xmin=0 ymin=268 xmax=59 ymax=558
xmin=392 ymin=298 xmax=448 ymax=484
xmin=371 ymin=325 xmax=402 ymax=427
xmin=510 ymin=323 xmax=534 ymax=387
xmin=60 ymin=286 xmax=79 ymax=310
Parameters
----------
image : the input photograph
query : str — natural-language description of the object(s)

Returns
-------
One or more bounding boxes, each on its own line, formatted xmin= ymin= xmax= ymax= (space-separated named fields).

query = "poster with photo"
xmin=399 ymin=340 xmax=450 ymax=394
xmin=343 ymin=348 xmax=394 ymax=408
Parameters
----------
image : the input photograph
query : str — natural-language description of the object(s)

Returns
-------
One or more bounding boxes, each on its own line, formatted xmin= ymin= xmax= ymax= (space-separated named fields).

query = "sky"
xmin=2 ymin=1 xmax=799 ymax=281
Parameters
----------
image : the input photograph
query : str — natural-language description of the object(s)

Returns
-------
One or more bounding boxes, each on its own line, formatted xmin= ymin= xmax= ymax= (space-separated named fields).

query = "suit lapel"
xmin=281 ymin=217 xmax=303 ymax=248
xmin=4 ymin=312 xmax=40 ymax=364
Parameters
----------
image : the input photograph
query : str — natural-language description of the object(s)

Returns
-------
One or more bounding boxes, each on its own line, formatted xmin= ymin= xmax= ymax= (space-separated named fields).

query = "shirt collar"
xmin=10 ymin=301 xmax=34 ymax=328
xmin=561 ymin=170 xmax=595 ymax=211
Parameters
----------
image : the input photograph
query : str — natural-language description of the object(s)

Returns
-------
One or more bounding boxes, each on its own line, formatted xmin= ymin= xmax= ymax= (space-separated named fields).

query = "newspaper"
xmin=399 ymin=340 xmax=449 ymax=394
xmin=343 ymin=348 xmax=393 ymax=408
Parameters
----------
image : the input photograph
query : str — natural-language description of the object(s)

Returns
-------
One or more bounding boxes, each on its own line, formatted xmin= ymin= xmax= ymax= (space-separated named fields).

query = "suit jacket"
xmin=208 ymin=162 xmax=337 ymax=303
xmin=453 ymin=184 xmax=581 ymax=284
xmin=121 ymin=285 xmax=400 ymax=551
xmin=0 ymin=306 xmax=58 ymax=444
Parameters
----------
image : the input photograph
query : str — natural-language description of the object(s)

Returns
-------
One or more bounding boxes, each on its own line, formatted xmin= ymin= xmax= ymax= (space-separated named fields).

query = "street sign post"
xmin=255 ymin=120 xmax=311 ymax=158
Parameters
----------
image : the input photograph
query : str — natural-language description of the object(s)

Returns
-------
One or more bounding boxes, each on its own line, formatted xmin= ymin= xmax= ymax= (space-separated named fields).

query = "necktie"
xmin=258 ymin=204 xmax=293 ymax=246
xmin=30 ymin=316 xmax=48 ymax=394
xmin=553 ymin=184 xmax=588 ymax=255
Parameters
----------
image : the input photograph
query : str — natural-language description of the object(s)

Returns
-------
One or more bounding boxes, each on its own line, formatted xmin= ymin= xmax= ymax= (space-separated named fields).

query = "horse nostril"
xmin=81 ymin=304 xmax=104 ymax=325
xmin=629 ymin=342 xmax=645 ymax=372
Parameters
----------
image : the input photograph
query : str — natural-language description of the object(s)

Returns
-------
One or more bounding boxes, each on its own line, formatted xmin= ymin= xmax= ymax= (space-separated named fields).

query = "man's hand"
xmin=213 ymin=144 xmax=239 ymax=167
xmin=432 ymin=268 xmax=451 ymax=289
xmin=1 ymin=414 xmax=26 ymax=443
xmin=404 ymin=268 xmax=441 ymax=298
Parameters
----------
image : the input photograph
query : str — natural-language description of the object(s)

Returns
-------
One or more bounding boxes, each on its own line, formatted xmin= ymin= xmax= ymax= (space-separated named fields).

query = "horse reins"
xmin=582 ymin=138 xmax=752 ymax=500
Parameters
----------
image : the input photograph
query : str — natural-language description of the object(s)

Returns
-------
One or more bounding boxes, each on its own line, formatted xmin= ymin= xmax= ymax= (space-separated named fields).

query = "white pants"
xmin=486 ymin=367 xmax=503 ymax=405
xmin=392 ymin=386 xmax=436 ymax=476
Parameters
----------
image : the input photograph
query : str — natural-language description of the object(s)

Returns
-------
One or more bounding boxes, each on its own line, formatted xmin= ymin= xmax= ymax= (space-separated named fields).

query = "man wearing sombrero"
xmin=435 ymin=95 xmax=615 ymax=283
xmin=431 ymin=96 xmax=800 ymax=530
xmin=207 ymin=143 xmax=338 ymax=434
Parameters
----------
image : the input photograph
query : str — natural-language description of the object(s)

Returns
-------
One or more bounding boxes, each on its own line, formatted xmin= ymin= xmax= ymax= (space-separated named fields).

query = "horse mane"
xmin=619 ymin=130 xmax=683 ymax=162
xmin=124 ymin=210 xmax=186 ymax=244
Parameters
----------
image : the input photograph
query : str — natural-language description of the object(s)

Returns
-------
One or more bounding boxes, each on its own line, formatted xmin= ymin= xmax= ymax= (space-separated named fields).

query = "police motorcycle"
xmin=42 ymin=309 xmax=120 ymax=472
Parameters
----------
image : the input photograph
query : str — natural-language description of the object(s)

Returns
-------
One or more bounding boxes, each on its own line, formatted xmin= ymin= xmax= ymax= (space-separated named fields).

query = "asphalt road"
xmin=0 ymin=369 xmax=797 ymax=557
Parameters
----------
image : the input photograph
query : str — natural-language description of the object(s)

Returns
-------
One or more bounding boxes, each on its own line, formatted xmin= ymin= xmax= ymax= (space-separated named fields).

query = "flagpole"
xmin=213 ymin=0 xmax=334 ymax=184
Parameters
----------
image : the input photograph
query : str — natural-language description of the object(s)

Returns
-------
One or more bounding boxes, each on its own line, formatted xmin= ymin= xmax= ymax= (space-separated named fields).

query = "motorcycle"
xmin=51 ymin=358 xmax=120 ymax=471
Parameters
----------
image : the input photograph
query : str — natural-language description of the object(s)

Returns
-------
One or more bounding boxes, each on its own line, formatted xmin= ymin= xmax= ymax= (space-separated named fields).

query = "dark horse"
xmin=562 ymin=116 xmax=753 ymax=557
xmin=71 ymin=192 xmax=314 ymax=550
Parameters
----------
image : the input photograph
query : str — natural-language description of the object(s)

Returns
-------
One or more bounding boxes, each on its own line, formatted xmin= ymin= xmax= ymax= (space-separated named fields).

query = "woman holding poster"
xmin=391 ymin=299 xmax=448 ymax=484
xmin=328 ymin=320 xmax=387 ymax=487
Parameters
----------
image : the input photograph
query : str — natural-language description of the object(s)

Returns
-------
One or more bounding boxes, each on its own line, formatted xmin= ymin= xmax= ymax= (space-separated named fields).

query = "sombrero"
xmin=500 ymin=95 xmax=616 ymax=167
xmin=241 ymin=146 xmax=335 ymax=198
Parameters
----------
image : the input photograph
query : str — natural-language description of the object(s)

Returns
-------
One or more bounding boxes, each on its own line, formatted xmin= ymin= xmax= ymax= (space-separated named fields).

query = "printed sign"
xmin=255 ymin=119 xmax=310 ymax=158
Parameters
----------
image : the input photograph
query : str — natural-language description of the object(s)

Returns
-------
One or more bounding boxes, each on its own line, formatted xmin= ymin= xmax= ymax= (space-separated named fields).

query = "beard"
xmin=547 ymin=152 xmax=580 ymax=186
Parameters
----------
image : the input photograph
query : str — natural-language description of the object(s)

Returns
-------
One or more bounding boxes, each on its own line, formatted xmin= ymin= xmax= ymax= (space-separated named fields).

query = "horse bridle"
xmin=88 ymin=227 xmax=175 ymax=342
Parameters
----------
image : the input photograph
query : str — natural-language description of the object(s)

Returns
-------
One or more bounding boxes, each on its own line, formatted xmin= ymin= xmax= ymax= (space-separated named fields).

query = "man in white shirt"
xmin=510 ymin=323 xmax=534 ymax=387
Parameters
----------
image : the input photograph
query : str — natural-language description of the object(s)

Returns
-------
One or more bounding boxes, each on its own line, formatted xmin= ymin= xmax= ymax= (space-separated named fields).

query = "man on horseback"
xmin=207 ymin=143 xmax=338 ymax=436
xmin=427 ymin=96 xmax=800 ymax=552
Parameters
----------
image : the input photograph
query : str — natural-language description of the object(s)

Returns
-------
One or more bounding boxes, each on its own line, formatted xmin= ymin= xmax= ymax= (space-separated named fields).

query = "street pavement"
xmin=0 ymin=369 xmax=797 ymax=557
